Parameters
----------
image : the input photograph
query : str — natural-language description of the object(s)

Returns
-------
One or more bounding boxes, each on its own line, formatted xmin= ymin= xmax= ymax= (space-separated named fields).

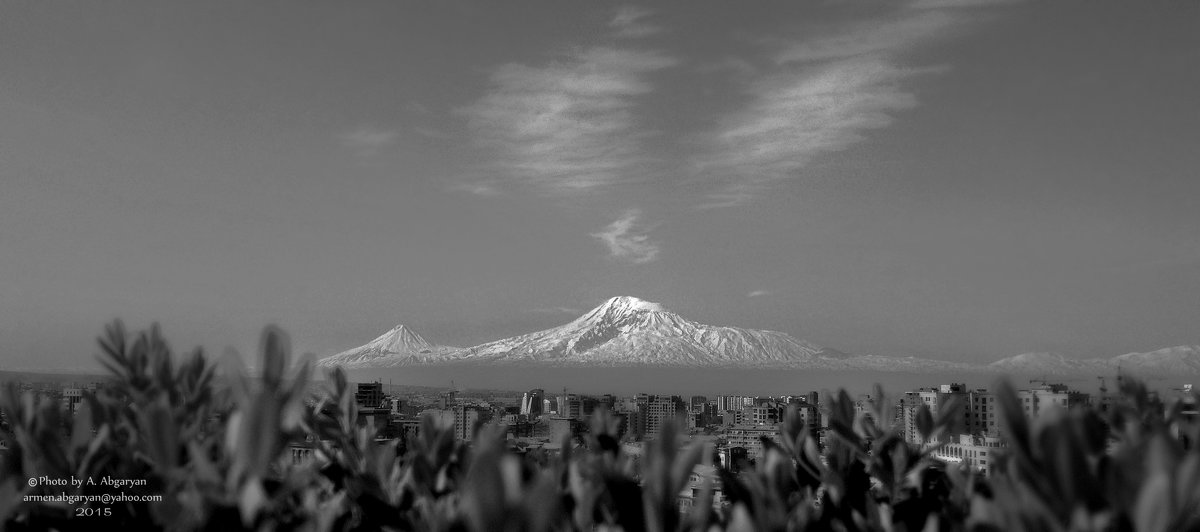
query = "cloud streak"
xmin=339 ymin=126 xmax=398 ymax=156
xmin=695 ymin=5 xmax=981 ymax=206
xmin=611 ymin=6 xmax=661 ymax=38
xmin=450 ymin=181 xmax=503 ymax=196
xmin=591 ymin=209 xmax=661 ymax=264
xmin=530 ymin=306 xmax=583 ymax=314
xmin=460 ymin=12 xmax=675 ymax=195
xmin=461 ymin=47 xmax=674 ymax=194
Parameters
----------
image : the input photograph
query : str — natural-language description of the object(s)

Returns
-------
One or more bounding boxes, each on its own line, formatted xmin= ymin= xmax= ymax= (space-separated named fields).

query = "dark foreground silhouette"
xmin=2 ymin=321 xmax=1198 ymax=531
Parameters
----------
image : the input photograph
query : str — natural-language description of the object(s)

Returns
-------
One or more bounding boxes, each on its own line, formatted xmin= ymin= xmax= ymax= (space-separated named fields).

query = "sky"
xmin=1 ymin=1 xmax=1198 ymax=370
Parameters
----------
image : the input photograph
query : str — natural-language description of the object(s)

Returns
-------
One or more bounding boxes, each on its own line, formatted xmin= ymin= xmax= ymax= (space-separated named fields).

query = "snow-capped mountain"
xmin=318 ymin=324 xmax=457 ymax=368
xmin=322 ymin=296 xmax=971 ymax=370
xmin=317 ymin=297 xmax=1200 ymax=374
xmin=988 ymin=346 xmax=1200 ymax=375
xmin=448 ymin=296 xmax=850 ymax=367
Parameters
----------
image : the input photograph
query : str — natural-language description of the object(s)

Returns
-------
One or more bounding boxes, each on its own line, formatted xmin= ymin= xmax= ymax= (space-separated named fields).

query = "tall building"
xmin=580 ymin=396 xmax=600 ymax=418
xmin=61 ymin=387 xmax=83 ymax=414
xmin=750 ymin=405 xmax=779 ymax=425
xmin=557 ymin=394 xmax=584 ymax=420
xmin=1017 ymin=383 xmax=1089 ymax=419
xmin=902 ymin=387 xmax=999 ymax=439
xmin=419 ymin=409 xmax=455 ymax=431
xmin=786 ymin=401 xmax=821 ymax=433
xmin=521 ymin=389 xmax=545 ymax=416
xmin=640 ymin=394 xmax=686 ymax=440
xmin=626 ymin=408 xmax=646 ymax=440
xmin=903 ymin=383 xmax=969 ymax=445
xmin=807 ymin=391 xmax=820 ymax=407
xmin=965 ymin=389 xmax=999 ymax=436
xmin=599 ymin=394 xmax=617 ymax=411
xmin=724 ymin=425 xmax=781 ymax=462
xmin=452 ymin=405 xmax=491 ymax=441
xmin=388 ymin=398 xmax=405 ymax=415
xmin=852 ymin=394 xmax=875 ymax=427
xmin=716 ymin=395 xmax=747 ymax=413
xmin=355 ymin=382 xmax=384 ymax=409
xmin=685 ymin=397 xmax=717 ymax=428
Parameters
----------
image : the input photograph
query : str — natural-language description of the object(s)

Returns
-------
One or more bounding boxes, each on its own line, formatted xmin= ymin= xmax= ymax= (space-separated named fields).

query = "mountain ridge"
xmin=318 ymin=296 xmax=1200 ymax=374
xmin=988 ymin=345 xmax=1200 ymax=375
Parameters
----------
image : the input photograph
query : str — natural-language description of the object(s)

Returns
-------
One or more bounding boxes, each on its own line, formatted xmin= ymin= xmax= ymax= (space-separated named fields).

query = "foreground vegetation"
xmin=2 ymin=322 xmax=1199 ymax=531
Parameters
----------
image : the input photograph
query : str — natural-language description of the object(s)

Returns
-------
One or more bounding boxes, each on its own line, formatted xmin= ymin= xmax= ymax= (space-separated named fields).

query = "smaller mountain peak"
xmin=368 ymin=323 xmax=433 ymax=350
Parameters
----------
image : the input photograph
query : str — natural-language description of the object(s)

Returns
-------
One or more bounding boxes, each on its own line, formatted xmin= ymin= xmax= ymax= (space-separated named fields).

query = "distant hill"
xmin=989 ymin=345 xmax=1200 ymax=376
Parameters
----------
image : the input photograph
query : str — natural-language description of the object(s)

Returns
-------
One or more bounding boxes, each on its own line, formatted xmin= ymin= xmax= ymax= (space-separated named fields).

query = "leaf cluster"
xmin=2 ymin=322 xmax=1198 ymax=531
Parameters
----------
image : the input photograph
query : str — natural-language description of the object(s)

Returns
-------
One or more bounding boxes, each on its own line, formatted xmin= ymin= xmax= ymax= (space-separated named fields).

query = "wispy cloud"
xmin=910 ymin=0 xmax=1020 ymax=9
xmin=774 ymin=11 xmax=954 ymax=63
xmin=747 ymin=290 xmax=771 ymax=298
xmin=530 ymin=306 xmax=583 ymax=315
xmin=411 ymin=126 xmax=450 ymax=140
xmin=450 ymin=181 xmax=503 ymax=196
xmin=461 ymin=47 xmax=674 ymax=194
xmin=694 ymin=4 xmax=986 ymax=206
xmin=339 ymin=126 xmax=398 ymax=156
xmin=459 ymin=7 xmax=675 ymax=195
xmin=591 ymin=209 xmax=661 ymax=264
xmin=696 ymin=56 xmax=759 ymax=77
xmin=696 ymin=58 xmax=930 ymax=206
xmin=611 ymin=5 xmax=661 ymax=38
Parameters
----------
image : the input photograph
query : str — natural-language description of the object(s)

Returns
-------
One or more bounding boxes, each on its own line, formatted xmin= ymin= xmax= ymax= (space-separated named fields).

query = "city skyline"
xmin=3 ymin=1 xmax=1199 ymax=371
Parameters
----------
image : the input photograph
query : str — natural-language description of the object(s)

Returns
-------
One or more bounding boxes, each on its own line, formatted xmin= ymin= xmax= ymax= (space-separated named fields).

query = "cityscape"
xmin=289 ymin=377 xmax=1197 ymax=482
xmin=11 ymin=368 xmax=1196 ymax=515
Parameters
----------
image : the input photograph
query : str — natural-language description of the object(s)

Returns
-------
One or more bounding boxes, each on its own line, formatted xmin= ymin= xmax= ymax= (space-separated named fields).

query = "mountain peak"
xmin=596 ymin=296 xmax=668 ymax=314
xmin=385 ymin=323 xmax=412 ymax=336
xmin=318 ymin=323 xmax=456 ymax=368
xmin=371 ymin=324 xmax=431 ymax=349
xmin=447 ymin=295 xmax=842 ymax=367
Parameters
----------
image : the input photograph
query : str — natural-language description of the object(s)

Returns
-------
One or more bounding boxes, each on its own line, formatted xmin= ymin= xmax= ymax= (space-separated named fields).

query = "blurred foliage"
xmin=1 ymin=321 xmax=1199 ymax=531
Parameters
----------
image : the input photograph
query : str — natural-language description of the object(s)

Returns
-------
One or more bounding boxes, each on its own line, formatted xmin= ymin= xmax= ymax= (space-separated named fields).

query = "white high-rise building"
xmin=520 ymin=388 xmax=545 ymax=416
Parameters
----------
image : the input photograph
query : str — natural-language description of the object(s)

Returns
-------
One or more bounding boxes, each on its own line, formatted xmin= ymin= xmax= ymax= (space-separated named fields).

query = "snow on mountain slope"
xmin=1113 ymin=345 xmax=1200 ymax=374
xmin=446 ymin=296 xmax=844 ymax=367
xmin=987 ymin=352 xmax=1104 ymax=374
xmin=988 ymin=346 xmax=1200 ymax=375
xmin=320 ymin=297 xmax=975 ymax=370
xmin=317 ymin=297 xmax=1200 ymax=374
xmin=318 ymin=324 xmax=457 ymax=368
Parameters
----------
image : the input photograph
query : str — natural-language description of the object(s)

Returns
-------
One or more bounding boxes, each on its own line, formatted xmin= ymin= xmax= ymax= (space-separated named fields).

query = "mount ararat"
xmin=318 ymin=296 xmax=1200 ymax=375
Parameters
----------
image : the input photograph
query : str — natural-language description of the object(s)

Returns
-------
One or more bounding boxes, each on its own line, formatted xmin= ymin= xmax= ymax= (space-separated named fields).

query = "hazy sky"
xmin=2 ymin=1 xmax=1198 ymax=370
